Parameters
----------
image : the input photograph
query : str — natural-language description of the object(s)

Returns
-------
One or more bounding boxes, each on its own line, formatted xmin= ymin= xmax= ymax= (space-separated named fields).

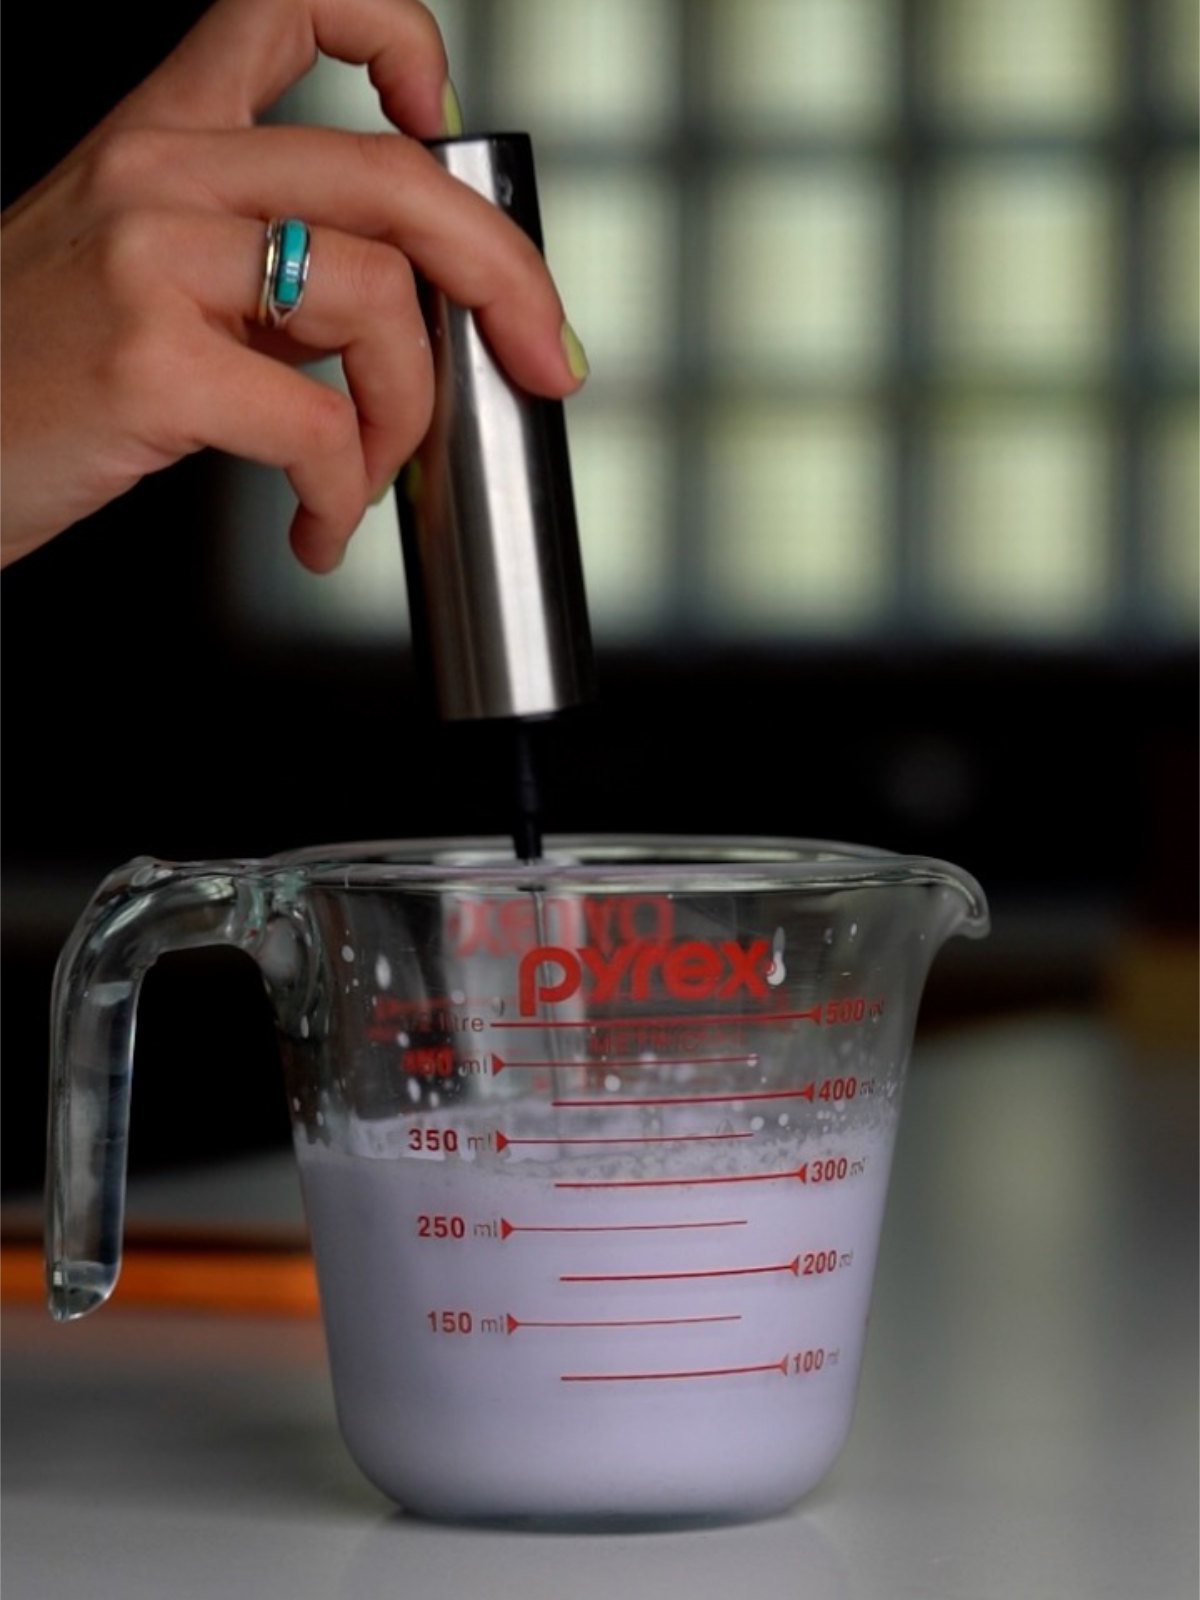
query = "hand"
xmin=0 ymin=0 xmax=587 ymax=572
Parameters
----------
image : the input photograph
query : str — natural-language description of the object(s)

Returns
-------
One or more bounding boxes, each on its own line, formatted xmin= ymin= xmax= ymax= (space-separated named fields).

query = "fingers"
xmin=184 ymin=332 xmax=370 ymax=573
xmin=79 ymin=125 xmax=583 ymax=399
xmin=161 ymin=210 xmax=437 ymax=567
xmin=115 ymin=0 xmax=454 ymax=138
xmin=196 ymin=212 xmax=436 ymax=493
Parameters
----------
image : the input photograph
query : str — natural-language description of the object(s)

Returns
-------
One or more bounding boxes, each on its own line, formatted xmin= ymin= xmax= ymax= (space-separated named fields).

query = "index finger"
xmin=112 ymin=0 xmax=454 ymax=137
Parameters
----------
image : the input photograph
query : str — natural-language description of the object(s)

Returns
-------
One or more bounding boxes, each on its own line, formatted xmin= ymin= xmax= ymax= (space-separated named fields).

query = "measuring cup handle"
xmin=45 ymin=858 xmax=315 ymax=1321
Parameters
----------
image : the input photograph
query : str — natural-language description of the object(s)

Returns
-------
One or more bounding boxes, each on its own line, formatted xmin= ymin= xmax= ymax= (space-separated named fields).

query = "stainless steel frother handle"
xmin=396 ymin=133 xmax=595 ymax=723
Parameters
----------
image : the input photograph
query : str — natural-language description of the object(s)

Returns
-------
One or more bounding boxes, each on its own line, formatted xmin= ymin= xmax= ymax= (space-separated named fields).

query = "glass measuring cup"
xmin=47 ymin=836 xmax=987 ymax=1527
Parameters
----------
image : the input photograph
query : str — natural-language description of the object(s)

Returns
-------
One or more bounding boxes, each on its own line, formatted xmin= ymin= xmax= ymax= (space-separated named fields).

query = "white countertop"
xmin=3 ymin=1013 xmax=1196 ymax=1599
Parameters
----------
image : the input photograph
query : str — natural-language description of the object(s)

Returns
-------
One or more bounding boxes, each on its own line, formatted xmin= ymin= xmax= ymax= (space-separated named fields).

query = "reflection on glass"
xmin=928 ymin=407 xmax=1111 ymax=635
xmin=932 ymin=164 xmax=1115 ymax=377
xmin=707 ymin=0 xmax=895 ymax=134
xmin=929 ymin=0 xmax=1117 ymax=128
xmin=708 ymin=168 xmax=891 ymax=378
xmin=704 ymin=405 xmax=887 ymax=632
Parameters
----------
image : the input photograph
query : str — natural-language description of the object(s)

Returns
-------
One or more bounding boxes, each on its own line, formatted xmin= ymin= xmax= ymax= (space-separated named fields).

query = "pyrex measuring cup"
xmin=47 ymin=836 xmax=987 ymax=1527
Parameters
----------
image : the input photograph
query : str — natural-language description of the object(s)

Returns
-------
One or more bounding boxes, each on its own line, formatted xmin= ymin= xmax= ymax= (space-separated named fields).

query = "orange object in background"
xmin=1 ymin=1244 xmax=319 ymax=1317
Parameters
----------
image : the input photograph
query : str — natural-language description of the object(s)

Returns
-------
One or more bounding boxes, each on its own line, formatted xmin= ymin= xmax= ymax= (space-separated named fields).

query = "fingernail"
xmin=401 ymin=458 xmax=424 ymax=505
xmin=441 ymin=78 xmax=464 ymax=137
xmin=371 ymin=469 xmax=401 ymax=507
xmin=561 ymin=320 xmax=590 ymax=383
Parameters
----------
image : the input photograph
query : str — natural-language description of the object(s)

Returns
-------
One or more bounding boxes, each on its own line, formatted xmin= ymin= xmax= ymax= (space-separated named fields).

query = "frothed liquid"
xmin=297 ymin=1105 xmax=898 ymax=1525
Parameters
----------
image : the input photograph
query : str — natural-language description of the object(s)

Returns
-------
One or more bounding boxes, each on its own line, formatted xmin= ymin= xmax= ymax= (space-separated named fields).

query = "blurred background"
xmin=2 ymin=0 xmax=1196 ymax=1191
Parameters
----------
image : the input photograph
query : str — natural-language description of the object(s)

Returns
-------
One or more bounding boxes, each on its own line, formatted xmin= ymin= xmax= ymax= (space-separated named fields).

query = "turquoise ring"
xmin=258 ymin=217 xmax=311 ymax=330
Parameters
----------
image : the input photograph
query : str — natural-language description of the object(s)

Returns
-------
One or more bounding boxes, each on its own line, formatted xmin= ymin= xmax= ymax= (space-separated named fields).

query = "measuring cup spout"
xmin=912 ymin=857 xmax=990 ymax=951
xmin=45 ymin=859 xmax=319 ymax=1321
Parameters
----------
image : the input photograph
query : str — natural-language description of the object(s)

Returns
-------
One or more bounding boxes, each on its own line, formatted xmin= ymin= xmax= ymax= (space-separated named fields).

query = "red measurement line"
xmin=495 ymin=1053 xmax=758 ymax=1070
xmin=562 ymin=1358 xmax=789 ymax=1384
xmin=555 ymin=1168 xmax=805 ymax=1190
xmin=495 ymin=1008 xmax=822 ymax=1030
xmin=501 ymin=1219 xmax=747 ymax=1236
xmin=562 ymin=1258 xmax=798 ymax=1284
xmin=500 ymin=1132 xmax=752 ymax=1147
xmin=552 ymin=1087 xmax=813 ymax=1109
xmin=508 ymin=1313 xmax=741 ymax=1332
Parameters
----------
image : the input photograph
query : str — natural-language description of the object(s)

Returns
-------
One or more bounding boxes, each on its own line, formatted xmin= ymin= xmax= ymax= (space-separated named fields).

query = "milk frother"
xmin=394 ymin=134 xmax=596 ymax=857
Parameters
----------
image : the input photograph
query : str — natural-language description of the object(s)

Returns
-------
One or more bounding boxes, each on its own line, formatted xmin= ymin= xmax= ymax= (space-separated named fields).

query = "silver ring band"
xmin=257 ymin=217 xmax=311 ymax=330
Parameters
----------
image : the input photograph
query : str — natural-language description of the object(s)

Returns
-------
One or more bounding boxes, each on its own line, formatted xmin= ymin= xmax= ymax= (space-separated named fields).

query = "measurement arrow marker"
xmin=499 ymin=1218 xmax=747 ymax=1238
xmin=561 ymin=1357 xmax=790 ymax=1383
xmin=496 ymin=1130 xmax=751 ymax=1152
xmin=554 ymin=1166 xmax=807 ymax=1190
xmin=561 ymin=1257 xmax=799 ymax=1284
xmin=493 ymin=1053 xmax=759 ymax=1073
xmin=506 ymin=1312 xmax=741 ymax=1334
xmin=551 ymin=1087 xmax=815 ymax=1109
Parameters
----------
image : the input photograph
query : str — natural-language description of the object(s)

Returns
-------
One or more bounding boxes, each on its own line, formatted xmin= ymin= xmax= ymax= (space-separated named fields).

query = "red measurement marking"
xmin=495 ymin=1007 xmax=822 ymax=1031
xmin=551 ymin=1086 xmax=816 ymax=1109
xmin=506 ymin=1313 xmax=741 ymax=1334
xmin=562 ymin=1258 xmax=799 ymax=1284
xmin=562 ymin=1357 xmax=790 ymax=1383
xmin=496 ymin=1130 xmax=751 ymax=1151
xmin=555 ymin=1166 xmax=808 ymax=1190
xmin=492 ymin=1052 xmax=758 ymax=1073
xmin=500 ymin=1218 xmax=747 ymax=1238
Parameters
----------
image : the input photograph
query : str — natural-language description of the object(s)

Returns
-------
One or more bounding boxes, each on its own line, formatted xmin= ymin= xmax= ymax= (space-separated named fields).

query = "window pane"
xmin=929 ymin=0 xmax=1118 ymax=129
xmin=1150 ymin=158 xmax=1200 ymax=370
xmin=570 ymin=406 xmax=673 ymax=638
xmin=928 ymin=408 xmax=1112 ymax=636
xmin=490 ymin=0 xmax=679 ymax=140
xmin=1152 ymin=0 xmax=1200 ymax=120
xmin=539 ymin=170 xmax=677 ymax=385
xmin=708 ymin=167 xmax=891 ymax=379
xmin=1147 ymin=408 xmax=1200 ymax=637
xmin=704 ymin=404 xmax=888 ymax=632
xmin=706 ymin=0 xmax=896 ymax=135
xmin=932 ymin=164 xmax=1116 ymax=378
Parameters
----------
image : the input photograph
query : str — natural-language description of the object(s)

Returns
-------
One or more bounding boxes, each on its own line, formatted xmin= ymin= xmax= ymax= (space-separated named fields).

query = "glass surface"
xmin=47 ymin=837 xmax=986 ymax=1524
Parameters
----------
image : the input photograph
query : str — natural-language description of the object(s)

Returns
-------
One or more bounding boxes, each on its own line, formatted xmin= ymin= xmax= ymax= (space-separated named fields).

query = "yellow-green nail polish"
xmin=371 ymin=469 xmax=401 ymax=508
xmin=561 ymin=320 xmax=589 ymax=383
xmin=441 ymin=79 xmax=464 ymax=137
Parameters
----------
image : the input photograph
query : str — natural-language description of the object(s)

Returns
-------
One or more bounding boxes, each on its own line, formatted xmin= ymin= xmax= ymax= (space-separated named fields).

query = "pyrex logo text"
xmin=518 ymin=938 xmax=773 ymax=1015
